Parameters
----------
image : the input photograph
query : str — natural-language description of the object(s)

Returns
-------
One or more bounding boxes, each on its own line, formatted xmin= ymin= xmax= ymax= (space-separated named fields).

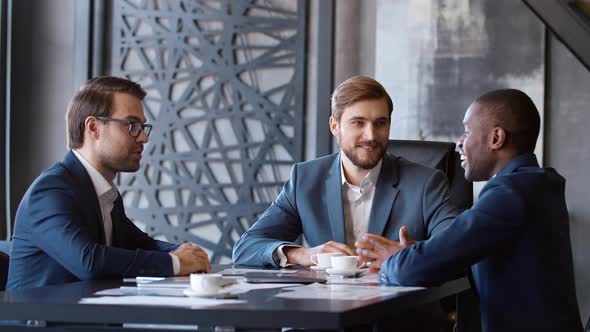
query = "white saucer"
xmin=183 ymin=288 xmax=231 ymax=298
xmin=310 ymin=265 xmax=330 ymax=271
xmin=325 ymin=268 xmax=363 ymax=277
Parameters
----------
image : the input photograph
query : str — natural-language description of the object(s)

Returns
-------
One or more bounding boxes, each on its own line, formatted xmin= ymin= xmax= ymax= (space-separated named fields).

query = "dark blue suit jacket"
xmin=7 ymin=151 xmax=178 ymax=289
xmin=381 ymin=154 xmax=582 ymax=332
xmin=233 ymin=153 xmax=459 ymax=267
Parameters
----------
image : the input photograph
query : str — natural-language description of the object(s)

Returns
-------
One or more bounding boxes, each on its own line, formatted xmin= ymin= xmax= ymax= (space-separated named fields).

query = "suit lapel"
xmin=325 ymin=154 xmax=346 ymax=243
xmin=368 ymin=154 xmax=400 ymax=236
xmin=62 ymin=151 xmax=107 ymax=244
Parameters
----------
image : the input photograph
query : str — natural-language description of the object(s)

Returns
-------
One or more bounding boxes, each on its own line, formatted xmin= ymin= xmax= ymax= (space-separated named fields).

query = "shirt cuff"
xmin=169 ymin=253 xmax=180 ymax=275
xmin=275 ymin=244 xmax=301 ymax=267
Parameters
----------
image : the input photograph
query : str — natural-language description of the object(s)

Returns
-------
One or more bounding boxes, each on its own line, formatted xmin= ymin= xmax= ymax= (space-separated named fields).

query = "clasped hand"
xmin=171 ymin=243 xmax=211 ymax=275
xmin=284 ymin=226 xmax=415 ymax=272
xmin=355 ymin=226 xmax=416 ymax=273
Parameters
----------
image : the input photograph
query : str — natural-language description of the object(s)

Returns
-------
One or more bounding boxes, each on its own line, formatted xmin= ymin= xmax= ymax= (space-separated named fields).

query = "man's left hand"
xmin=355 ymin=226 xmax=416 ymax=273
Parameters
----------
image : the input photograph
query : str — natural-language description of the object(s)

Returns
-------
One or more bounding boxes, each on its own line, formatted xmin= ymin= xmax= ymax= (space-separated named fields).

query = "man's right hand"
xmin=283 ymin=241 xmax=356 ymax=266
xmin=355 ymin=226 xmax=416 ymax=273
xmin=171 ymin=243 xmax=211 ymax=275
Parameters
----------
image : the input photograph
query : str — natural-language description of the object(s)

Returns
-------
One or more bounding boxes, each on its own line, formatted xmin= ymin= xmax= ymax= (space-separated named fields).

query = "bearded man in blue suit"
xmin=233 ymin=76 xmax=459 ymax=268
xmin=357 ymin=89 xmax=583 ymax=332
xmin=7 ymin=77 xmax=210 ymax=289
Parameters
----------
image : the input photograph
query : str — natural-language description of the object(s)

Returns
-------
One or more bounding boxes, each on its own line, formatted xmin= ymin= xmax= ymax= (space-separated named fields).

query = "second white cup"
xmin=330 ymin=255 xmax=363 ymax=271
xmin=310 ymin=252 xmax=343 ymax=268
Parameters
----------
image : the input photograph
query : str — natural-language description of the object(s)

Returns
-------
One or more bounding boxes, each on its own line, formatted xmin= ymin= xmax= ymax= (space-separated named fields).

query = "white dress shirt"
xmin=72 ymin=150 xmax=180 ymax=275
xmin=341 ymin=159 xmax=381 ymax=248
xmin=274 ymin=156 xmax=382 ymax=266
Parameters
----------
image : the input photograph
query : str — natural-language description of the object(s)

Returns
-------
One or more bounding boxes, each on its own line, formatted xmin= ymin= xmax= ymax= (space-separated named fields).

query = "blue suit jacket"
xmin=233 ymin=152 xmax=459 ymax=267
xmin=381 ymin=154 xmax=583 ymax=332
xmin=7 ymin=151 xmax=178 ymax=289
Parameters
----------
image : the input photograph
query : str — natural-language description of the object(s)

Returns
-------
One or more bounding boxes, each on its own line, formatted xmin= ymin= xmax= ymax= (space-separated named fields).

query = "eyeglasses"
xmin=96 ymin=116 xmax=152 ymax=137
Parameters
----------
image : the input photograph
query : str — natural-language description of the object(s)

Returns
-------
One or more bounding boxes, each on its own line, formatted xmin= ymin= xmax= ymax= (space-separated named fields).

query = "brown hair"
xmin=330 ymin=76 xmax=393 ymax=122
xmin=66 ymin=76 xmax=146 ymax=149
xmin=476 ymin=89 xmax=540 ymax=154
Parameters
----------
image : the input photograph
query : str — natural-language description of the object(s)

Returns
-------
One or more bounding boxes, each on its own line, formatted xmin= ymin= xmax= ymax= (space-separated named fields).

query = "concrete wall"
xmin=334 ymin=0 xmax=376 ymax=86
xmin=545 ymin=33 xmax=590 ymax=323
xmin=373 ymin=0 xmax=544 ymax=150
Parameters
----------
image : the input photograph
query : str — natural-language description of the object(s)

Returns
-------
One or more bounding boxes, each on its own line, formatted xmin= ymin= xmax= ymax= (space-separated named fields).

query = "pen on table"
xmin=122 ymin=276 xmax=166 ymax=283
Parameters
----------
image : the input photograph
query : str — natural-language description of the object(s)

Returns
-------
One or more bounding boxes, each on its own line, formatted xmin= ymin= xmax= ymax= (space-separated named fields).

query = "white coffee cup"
xmin=330 ymin=255 xmax=363 ymax=271
xmin=310 ymin=252 xmax=343 ymax=268
xmin=190 ymin=273 xmax=223 ymax=293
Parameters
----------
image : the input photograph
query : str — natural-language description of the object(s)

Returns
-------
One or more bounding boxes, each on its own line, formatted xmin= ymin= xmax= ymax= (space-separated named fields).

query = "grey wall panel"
xmin=110 ymin=0 xmax=307 ymax=263
xmin=9 ymin=0 xmax=73 ymax=228
xmin=545 ymin=33 xmax=590 ymax=324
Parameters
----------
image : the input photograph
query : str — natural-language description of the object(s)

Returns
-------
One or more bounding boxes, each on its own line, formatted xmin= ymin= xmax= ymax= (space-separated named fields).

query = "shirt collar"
xmin=72 ymin=150 xmax=118 ymax=199
xmin=340 ymin=155 xmax=382 ymax=190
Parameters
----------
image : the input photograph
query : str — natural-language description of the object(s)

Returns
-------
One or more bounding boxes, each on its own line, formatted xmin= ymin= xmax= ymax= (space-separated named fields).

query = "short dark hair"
xmin=331 ymin=76 xmax=393 ymax=122
xmin=476 ymin=89 xmax=540 ymax=154
xmin=66 ymin=76 xmax=146 ymax=149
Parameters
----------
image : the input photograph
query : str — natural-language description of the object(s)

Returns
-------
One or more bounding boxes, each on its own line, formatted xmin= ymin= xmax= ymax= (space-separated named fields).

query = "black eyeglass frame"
xmin=96 ymin=116 xmax=152 ymax=137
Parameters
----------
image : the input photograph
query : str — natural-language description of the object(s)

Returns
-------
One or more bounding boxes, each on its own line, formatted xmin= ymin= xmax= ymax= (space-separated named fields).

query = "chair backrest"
xmin=0 ymin=251 xmax=8 ymax=291
xmin=387 ymin=139 xmax=473 ymax=210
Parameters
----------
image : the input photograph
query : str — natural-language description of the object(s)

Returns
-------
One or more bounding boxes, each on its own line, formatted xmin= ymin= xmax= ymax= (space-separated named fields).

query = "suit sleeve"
xmin=422 ymin=170 xmax=461 ymax=236
xmin=381 ymin=178 xmax=526 ymax=286
xmin=232 ymin=164 xmax=303 ymax=267
xmin=28 ymin=177 xmax=174 ymax=279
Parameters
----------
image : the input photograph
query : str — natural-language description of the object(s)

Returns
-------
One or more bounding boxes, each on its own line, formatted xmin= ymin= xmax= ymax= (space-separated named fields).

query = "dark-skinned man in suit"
xmin=357 ymin=89 xmax=583 ymax=332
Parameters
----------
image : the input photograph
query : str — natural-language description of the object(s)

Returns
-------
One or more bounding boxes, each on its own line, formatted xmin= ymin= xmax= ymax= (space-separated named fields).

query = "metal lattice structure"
xmin=111 ymin=0 xmax=306 ymax=262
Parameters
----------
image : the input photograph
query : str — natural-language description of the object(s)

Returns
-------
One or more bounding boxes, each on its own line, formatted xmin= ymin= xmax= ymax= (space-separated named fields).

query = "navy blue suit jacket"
xmin=381 ymin=154 xmax=582 ymax=332
xmin=7 ymin=151 xmax=178 ymax=289
xmin=233 ymin=153 xmax=459 ymax=267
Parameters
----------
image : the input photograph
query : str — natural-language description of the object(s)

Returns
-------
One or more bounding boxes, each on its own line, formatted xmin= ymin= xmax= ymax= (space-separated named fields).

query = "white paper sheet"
xmin=79 ymin=295 xmax=245 ymax=307
xmin=94 ymin=280 xmax=300 ymax=298
xmin=95 ymin=287 xmax=185 ymax=297
xmin=275 ymin=283 xmax=425 ymax=301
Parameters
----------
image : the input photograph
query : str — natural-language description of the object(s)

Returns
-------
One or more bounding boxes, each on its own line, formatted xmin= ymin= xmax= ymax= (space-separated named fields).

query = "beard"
xmin=340 ymin=139 xmax=387 ymax=170
xmin=464 ymin=159 xmax=495 ymax=182
xmin=99 ymin=151 xmax=142 ymax=175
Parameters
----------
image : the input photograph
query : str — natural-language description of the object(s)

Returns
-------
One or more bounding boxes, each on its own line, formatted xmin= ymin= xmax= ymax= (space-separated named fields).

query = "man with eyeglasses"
xmin=7 ymin=76 xmax=210 ymax=289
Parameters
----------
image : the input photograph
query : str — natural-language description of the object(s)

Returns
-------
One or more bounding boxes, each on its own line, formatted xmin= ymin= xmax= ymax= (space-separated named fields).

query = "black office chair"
xmin=387 ymin=139 xmax=472 ymax=209
xmin=387 ymin=139 xmax=479 ymax=332
xmin=0 ymin=251 xmax=8 ymax=291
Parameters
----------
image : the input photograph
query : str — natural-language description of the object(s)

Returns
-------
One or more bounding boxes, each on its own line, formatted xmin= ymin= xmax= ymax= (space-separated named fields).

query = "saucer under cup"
xmin=183 ymin=288 xmax=230 ymax=298
xmin=325 ymin=268 xmax=362 ymax=277
xmin=310 ymin=265 xmax=330 ymax=271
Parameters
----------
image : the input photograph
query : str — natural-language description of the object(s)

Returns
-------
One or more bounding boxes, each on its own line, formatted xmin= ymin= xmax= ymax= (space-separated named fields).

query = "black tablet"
xmin=243 ymin=271 xmax=327 ymax=284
